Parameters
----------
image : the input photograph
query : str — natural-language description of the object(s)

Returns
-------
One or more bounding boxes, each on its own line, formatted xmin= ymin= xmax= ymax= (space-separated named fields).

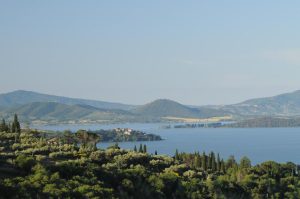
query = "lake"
xmin=33 ymin=123 xmax=300 ymax=165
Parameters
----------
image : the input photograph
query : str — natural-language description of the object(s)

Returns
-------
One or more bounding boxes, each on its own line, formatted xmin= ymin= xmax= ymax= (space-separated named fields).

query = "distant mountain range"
xmin=1 ymin=89 xmax=300 ymax=124
xmin=0 ymin=90 xmax=228 ymax=123
xmin=1 ymin=102 xmax=135 ymax=123
xmin=132 ymin=99 xmax=227 ymax=119
xmin=214 ymin=90 xmax=300 ymax=117
xmin=0 ymin=90 xmax=134 ymax=110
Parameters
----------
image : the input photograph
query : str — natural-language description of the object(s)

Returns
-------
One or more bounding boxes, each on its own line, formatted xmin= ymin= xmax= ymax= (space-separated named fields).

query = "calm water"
xmin=33 ymin=123 xmax=300 ymax=165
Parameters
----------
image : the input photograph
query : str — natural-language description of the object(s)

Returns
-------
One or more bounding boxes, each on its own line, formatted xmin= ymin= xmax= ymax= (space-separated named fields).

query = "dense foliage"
xmin=0 ymin=116 xmax=299 ymax=198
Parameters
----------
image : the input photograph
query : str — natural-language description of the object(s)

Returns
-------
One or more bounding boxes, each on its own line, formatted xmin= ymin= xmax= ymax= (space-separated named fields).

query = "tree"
xmin=143 ymin=144 xmax=147 ymax=153
xmin=202 ymin=152 xmax=207 ymax=170
xmin=88 ymin=131 xmax=100 ymax=149
xmin=11 ymin=121 xmax=16 ymax=133
xmin=217 ymin=153 xmax=221 ymax=172
xmin=139 ymin=144 xmax=143 ymax=153
xmin=76 ymin=130 xmax=89 ymax=148
xmin=12 ymin=114 xmax=21 ymax=134
xmin=211 ymin=152 xmax=216 ymax=171
xmin=0 ymin=119 xmax=4 ymax=131
xmin=0 ymin=119 xmax=8 ymax=132
xmin=175 ymin=149 xmax=179 ymax=160
xmin=15 ymin=114 xmax=21 ymax=134
xmin=207 ymin=153 xmax=212 ymax=169
xmin=134 ymin=145 xmax=137 ymax=152
xmin=76 ymin=130 xmax=100 ymax=149
xmin=62 ymin=130 xmax=77 ymax=145
xmin=239 ymin=156 xmax=251 ymax=169
xmin=154 ymin=150 xmax=158 ymax=155
xmin=7 ymin=122 xmax=11 ymax=133
xmin=226 ymin=155 xmax=237 ymax=169
xmin=220 ymin=159 xmax=225 ymax=173
xmin=194 ymin=154 xmax=201 ymax=168
xmin=15 ymin=154 xmax=36 ymax=173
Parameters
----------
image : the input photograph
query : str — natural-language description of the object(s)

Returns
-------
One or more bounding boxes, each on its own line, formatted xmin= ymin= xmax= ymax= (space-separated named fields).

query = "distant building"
xmin=114 ymin=128 xmax=133 ymax=135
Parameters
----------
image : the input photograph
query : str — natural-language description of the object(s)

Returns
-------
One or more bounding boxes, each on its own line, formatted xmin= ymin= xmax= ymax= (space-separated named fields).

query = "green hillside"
xmin=220 ymin=90 xmax=300 ymax=116
xmin=0 ymin=99 xmax=230 ymax=124
xmin=0 ymin=102 xmax=135 ymax=123
xmin=0 ymin=90 xmax=134 ymax=110
xmin=6 ymin=90 xmax=300 ymax=123
xmin=133 ymin=99 xmax=228 ymax=118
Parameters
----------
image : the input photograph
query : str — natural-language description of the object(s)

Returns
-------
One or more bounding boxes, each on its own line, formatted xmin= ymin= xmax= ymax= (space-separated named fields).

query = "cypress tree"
xmin=0 ymin=119 xmax=5 ymax=132
xmin=14 ymin=114 xmax=21 ymax=134
xmin=11 ymin=114 xmax=21 ymax=134
xmin=5 ymin=121 xmax=9 ymax=132
xmin=226 ymin=155 xmax=237 ymax=169
xmin=175 ymin=149 xmax=179 ymax=160
xmin=154 ymin=150 xmax=158 ymax=155
xmin=207 ymin=152 xmax=212 ymax=169
xmin=8 ymin=122 xmax=11 ymax=133
xmin=202 ymin=152 xmax=207 ymax=170
xmin=217 ymin=153 xmax=221 ymax=172
xmin=134 ymin=145 xmax=137 ymax=152
xmin=211 ymin=152 xmax=216 ymax=171
xmin=12 ymin=115 xmax=20 ymax=143
xmin=220 ymin=159 xmax=225 ymax=173
xmin=210 ymin=152 xmax=216 ymax=171
xmin=11 ymin=121 xmax=16 ymax=133
xmin=143 ymin=144 xmax=147 ymax=153
xmin=194 ymin=154 xmax=201 ymax=168
xmin=139 ymin=144 xmax=143 ymax=153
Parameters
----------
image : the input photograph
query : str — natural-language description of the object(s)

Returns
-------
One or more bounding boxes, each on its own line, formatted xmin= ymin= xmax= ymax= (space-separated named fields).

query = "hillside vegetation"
xmin=3 ymin=90 xmax=300 ymax=124
xmin=0 ymin=116 xmax=299 ymax=198
xmin=218 ymin=90 xmax=300 ymax=116
xmin=0 ymin=90 xmax=134 ymax=110
xmin=132 ymin=99 xmax=228 ymax=119
xmin=0 ymin=92 xmax=230 ymax=124
xmin=1 ymin=102 xmax=136 ymax=124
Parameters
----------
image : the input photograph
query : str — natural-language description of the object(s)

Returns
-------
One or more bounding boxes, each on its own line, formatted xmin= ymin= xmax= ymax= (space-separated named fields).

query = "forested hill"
xmin=1 ymin=102 xmax=136 ymax=123
xmin=218 ymin=90 xmax=300 ymax=116
xmin=0 ymin=90 xmax=134 ymax=110
xmin=132 ymin=99 xmax=227 ymax=118
xmin=0 ymin=92 xmax=230 ymax=124
xmin=4 ymin=89 xmax=300 ymax=124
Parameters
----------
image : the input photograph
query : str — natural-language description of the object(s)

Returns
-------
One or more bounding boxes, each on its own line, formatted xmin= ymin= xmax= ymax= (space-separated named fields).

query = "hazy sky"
xmin=1 ymin=1 xmax=300 ymax=105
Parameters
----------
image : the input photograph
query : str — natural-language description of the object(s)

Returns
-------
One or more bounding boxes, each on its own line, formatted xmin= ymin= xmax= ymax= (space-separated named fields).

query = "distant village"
xmin=113 ymin=128 xmax=134 ymax=135
xmin=94 ymin=128 xmax=162 ymax=142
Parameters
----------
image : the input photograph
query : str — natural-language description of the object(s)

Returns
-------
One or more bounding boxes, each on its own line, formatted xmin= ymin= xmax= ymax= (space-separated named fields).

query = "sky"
xmin=1 ymin=1 xmax=300 ymax=105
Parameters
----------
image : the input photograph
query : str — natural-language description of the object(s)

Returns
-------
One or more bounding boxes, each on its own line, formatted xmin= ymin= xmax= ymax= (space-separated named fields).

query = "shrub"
xmin=15 ymin=154 xmax=36 ymax=172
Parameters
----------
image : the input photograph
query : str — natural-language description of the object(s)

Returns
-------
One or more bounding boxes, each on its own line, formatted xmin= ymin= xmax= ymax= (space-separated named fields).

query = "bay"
xmin=33 ymin=123 xmax=300 ymax=165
